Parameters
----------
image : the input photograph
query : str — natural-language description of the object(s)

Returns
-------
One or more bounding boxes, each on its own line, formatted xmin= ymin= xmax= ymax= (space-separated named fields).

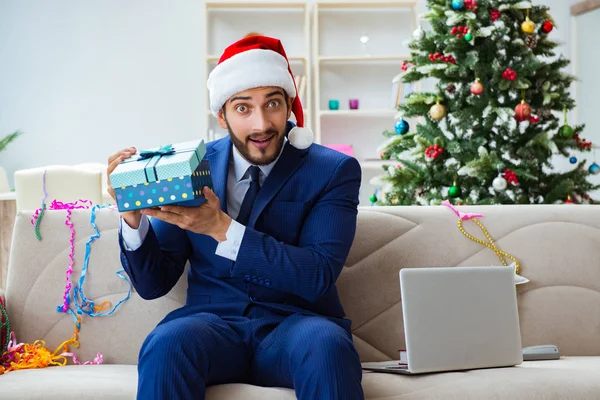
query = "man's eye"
xmin=268 ymin=100 xmax=280 ymax=108
xmin=236 ymin=105 xmax=248 ymax=113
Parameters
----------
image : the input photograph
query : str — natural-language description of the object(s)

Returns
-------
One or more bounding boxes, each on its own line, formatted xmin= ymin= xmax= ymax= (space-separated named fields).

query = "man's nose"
xmin=251 ymin=108 xmax=270 ymax=133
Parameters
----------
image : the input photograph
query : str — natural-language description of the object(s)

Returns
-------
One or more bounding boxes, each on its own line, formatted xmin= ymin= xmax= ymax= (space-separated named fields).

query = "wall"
xmin=0 ymin=0 xmax=206 ymax=187
xmin=573 ymin=4 xmax=600 ymax=195
xmin=0 ymin=0 xmax=593 ymax=192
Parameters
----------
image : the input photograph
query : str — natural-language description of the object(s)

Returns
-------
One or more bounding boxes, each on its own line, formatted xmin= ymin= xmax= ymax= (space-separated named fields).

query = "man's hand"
xmin=107 ymin=146 xmax=142 ymax=229
xmin=140 ymin=187 xmax=232 ymax=242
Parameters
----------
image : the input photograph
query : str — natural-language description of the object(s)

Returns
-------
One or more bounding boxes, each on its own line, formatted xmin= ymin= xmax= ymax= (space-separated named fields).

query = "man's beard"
xmin=225 ymin=119 xmax=286 ymax=166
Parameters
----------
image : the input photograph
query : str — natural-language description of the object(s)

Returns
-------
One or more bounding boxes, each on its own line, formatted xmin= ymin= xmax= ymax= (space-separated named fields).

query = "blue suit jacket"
xmin=119 ymin=131 xmax=362 ymax=330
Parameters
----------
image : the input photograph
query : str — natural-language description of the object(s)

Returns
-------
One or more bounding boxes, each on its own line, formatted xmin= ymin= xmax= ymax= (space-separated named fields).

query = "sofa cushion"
xmin=362 ymin=357 xmax=600 ymax=400
xmin=1 ymin=357 xmax=599 ymax=399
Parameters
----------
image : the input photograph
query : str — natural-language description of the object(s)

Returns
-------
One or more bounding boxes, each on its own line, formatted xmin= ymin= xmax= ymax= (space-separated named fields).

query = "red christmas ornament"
xmin=465 ymin=0 xmax=477 ymax=10
xmin=541 ymin=20 xmax=554 ymax=34
xmin=502 ymin=68 xmax=517 ymax=81
xmin=401 ymin=61 xmax=414 ymax=71
xmin=503 ymin=169 xmax=519 ymax=185
xmin=529 ymin=115 xmax=540 ymax=124
xmin=425 ymin=144 xmax=444 ymax=159
xmin=574 ymin=134 xmax=593 ymax=149
xmin=428 ymin=53 xmax=456 ymax=64
xmin=491 ymin=10 xmax=501 ymax=22
xmin=514 ymin=102 xmax=532 ymax=122
xmin=565 ymin=196 xmax=573 ymax=204
xmin=470 ymin=79 xmax=484 ymax=95
xmin=451 ymin=26 xmax=469 ymax=38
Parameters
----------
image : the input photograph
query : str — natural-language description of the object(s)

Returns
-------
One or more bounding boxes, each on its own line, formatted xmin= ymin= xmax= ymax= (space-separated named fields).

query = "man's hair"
xmin=221 ymin=90 xmax=290 ymax=118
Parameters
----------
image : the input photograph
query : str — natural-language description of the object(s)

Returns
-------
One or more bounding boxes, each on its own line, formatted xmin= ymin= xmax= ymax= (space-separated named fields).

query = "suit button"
xmin=265 ymin=279 xmax=271 ymax=286
xmin=258 ymin=278 xmax=264 ymax=285
xmin=244 ymin=275 xmax=250 ymax=281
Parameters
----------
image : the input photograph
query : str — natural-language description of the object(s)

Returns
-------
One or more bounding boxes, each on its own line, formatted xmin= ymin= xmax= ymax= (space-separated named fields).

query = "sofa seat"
xmin=2 ymin=357 xmax=599 ymax=400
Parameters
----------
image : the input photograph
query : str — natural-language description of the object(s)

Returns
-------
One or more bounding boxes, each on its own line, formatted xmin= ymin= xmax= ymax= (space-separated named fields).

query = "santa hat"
xmin=207 ymin=35 xmax=313 ymax=150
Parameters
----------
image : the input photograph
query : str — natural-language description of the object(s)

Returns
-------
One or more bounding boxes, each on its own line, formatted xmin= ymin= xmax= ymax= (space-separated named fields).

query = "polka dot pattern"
xmin=114 ymin=159 xmax=212 ymax=212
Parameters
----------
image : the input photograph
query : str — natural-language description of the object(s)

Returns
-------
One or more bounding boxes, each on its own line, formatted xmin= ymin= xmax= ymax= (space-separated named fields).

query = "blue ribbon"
xmin=72 ymin=203 xmax=132 ymax=318
xmin=137 ymin=144 xmax=175 ymax=160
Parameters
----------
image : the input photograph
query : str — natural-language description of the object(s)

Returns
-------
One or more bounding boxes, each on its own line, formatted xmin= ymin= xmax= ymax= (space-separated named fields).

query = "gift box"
xmin=110 ymin=140 xmax=213 ymax=212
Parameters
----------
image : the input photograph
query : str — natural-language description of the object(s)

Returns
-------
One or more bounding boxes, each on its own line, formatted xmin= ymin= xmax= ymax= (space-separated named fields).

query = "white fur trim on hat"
xmin=287 ymin=126 xmax=313 ymax=150
xmin=207 ymin=49 xmax=297 ymax=116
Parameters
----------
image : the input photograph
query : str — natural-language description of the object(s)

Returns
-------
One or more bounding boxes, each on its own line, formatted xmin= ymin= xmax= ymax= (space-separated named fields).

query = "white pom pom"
xmin=288 ymin=126 xmax=313 ymax=149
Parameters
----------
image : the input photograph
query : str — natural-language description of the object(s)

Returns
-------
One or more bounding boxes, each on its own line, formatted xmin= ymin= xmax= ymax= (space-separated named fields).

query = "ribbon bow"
xmin=442 ymin=200 xmax=483 ymax=221
xmin=137 ymin=144 xmax=175 ymax=160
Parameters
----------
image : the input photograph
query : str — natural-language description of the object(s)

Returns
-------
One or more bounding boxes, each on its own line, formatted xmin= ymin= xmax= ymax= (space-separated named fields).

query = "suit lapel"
xmin=248 ymin=141 xmax=308 ymax=227
xmin=204 ymin=136 xmax=231 ymax=213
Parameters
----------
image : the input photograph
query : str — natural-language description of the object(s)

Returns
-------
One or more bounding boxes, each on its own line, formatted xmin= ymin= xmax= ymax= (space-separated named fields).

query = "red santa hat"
xmin=207 ymin=35 xmax=313 ymax=150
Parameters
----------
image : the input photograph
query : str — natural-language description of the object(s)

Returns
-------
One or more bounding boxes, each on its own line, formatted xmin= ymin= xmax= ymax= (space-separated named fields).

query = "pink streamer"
xmin=31 ymin=199 xmax=93 ymax=312
xmin=61 ymin=352 xmax=103 ymax=365
xmin=7 ymin=331 xmax=23 ymax=353
xmin=442 ymin=200 xmax=484 ymax=221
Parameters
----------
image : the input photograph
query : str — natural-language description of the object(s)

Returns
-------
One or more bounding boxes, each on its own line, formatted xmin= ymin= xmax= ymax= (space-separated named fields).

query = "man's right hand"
xmin=107 ymin=147 xmax=142 ymax=229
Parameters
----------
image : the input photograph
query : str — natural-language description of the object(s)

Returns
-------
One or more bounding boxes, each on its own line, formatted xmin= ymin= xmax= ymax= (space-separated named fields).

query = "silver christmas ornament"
xmin=413 ymin=25 xmax=425 ymax=41
xmin=492 ymin=175 xmax=507 ymax=191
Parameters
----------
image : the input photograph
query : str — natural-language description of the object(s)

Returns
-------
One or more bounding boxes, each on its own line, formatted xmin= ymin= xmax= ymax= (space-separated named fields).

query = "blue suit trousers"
xmin=137 ymin=304 xmax=365 ymax=400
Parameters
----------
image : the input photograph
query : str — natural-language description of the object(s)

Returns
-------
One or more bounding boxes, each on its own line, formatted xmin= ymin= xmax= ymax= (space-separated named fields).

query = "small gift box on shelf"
xmin=109 ymin=140 xmax=213 ymax=212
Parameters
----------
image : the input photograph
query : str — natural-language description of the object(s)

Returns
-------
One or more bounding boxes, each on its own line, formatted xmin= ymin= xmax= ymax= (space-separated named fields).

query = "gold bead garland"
xmin=457 ymin=217 xmax=520 ymax=275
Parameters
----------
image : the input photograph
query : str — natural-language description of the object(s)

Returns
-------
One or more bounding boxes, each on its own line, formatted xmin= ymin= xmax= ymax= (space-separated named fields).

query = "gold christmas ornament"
xmin=521 ymin=10 xmax=535 ymax=34
xmin=429 ymin=102 xmax=447 ymax=121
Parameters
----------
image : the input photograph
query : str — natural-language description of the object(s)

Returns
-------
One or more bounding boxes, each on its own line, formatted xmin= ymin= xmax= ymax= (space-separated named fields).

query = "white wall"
xmin=0 ymin=0 xmax=592 ymax=190
xmin=0 ymin=0 xmax=206 ymax=188
xmin=573 ymin=4 xmax=600 ymax=195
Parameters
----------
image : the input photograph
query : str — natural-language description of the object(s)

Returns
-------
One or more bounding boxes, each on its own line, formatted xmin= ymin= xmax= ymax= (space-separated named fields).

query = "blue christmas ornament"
xmin=395 ymin=119 xmax=409 ymax=135
xmin=451 ymin=0 xmax=465 ymax=10
xmin=589 ymin=163 xmax=600 ymax=175
xmin=570 ymin=156 xmax=577 ymax=164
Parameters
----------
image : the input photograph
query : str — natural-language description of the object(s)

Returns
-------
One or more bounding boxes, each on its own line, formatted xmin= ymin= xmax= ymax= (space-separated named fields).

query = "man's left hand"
xmin=140 ymin=187 xmax=232 ymax=242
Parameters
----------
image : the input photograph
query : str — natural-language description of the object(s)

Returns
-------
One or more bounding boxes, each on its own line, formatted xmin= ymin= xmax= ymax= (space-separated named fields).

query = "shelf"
xmin=320 ymin=109 xmax=396 ymax=117
xmin=318 ymin=55 xmax=409 ymax=63
xmin=206 ymin=2 xmax=306 ymax=9
xmin=0 ymin=192 xmax=16 ymax=201
xmin=316 ymin=1 xmax=417 ymax=9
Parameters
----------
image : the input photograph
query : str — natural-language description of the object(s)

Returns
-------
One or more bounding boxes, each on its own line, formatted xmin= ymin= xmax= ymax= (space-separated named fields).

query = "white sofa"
xmin=1 ymin=205 xmax=600 ymax=399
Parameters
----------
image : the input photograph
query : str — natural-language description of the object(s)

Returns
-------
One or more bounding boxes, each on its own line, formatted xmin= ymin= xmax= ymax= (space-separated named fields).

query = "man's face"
xmin=218 ymin=86 xmax=293 ymax=166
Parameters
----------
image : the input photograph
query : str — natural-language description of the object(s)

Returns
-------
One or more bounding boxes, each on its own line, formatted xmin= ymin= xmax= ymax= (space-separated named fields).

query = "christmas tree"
xmin=373 ymin=0 xmax=599 ymax=206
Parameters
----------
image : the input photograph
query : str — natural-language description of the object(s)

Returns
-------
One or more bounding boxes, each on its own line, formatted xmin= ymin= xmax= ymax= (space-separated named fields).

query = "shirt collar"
xmin=232 ymin=137 xmax=287 ymax=182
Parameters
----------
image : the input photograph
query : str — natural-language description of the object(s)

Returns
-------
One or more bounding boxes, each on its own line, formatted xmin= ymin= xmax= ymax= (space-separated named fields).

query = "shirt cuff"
xmin=120 ymin=215 xmax=150 ymax=251
xmin=215 ymin=219 xmax=246 ymax=261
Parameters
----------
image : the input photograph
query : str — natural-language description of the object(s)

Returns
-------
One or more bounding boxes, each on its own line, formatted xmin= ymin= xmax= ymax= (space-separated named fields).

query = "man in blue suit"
xmin=107 ymin=35 xmax=364 ymax=400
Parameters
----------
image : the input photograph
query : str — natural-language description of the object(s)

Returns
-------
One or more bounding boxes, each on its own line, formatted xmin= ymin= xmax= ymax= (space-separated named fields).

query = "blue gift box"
xmin=110 ymin=140 xmax=213 ymax=212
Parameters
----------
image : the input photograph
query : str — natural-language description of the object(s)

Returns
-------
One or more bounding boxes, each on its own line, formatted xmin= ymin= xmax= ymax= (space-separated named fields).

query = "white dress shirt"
xmin=120 ymin=140 xmax=286 ymax=261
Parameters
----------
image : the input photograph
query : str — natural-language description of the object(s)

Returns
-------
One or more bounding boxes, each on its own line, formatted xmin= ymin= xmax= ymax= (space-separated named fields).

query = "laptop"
xmin=361 ymin=266 xmax=523 ymax=375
